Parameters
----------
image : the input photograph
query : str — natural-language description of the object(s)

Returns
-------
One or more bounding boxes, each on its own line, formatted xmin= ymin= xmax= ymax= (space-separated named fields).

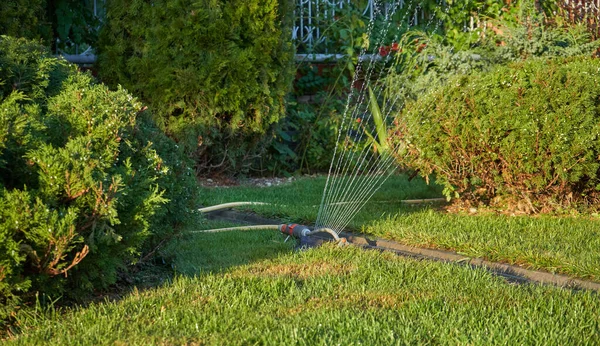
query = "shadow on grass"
xmin=76 ymin=201 xmax=442 ymax=311
xmin=163 ymin=227 xmax=295 ymax=276
xmin=7 ymin=227 xmax=293 ymax=339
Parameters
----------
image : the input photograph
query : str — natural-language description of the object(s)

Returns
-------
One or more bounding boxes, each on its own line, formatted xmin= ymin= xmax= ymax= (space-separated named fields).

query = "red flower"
xmin=378 ymin=46 xmax=390 ymax=57
xmin=391 ymin=42 xmax=399 ymax=51
xmin=356 ymin=118 xmax=362 ymax=123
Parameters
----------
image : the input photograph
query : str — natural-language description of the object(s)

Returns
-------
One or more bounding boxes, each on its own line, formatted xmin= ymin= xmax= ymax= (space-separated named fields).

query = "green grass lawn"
xmin=198 ymin=175 xmax=600 ymax=281
xmin=366 ymin=211 xmax=600 ymax=281
xmin=198 ymin=175 xmax=444 ymax=228
xmin=8 ymin=231 xmax=600 ymax=345
xmin=8 ymin=175 xmax=600 ymax=344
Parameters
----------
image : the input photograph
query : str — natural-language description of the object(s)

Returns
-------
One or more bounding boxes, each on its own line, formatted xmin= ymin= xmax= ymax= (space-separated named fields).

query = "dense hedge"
xmin=396 ymin=57 xmax=600 ymax=213
xmin=97 ymin=0 xmax=295 ymax=174
xmin=0 ymin=1 xmax=49 ymax=43
xmin=0 ymin=36 xmax=199 ymax=323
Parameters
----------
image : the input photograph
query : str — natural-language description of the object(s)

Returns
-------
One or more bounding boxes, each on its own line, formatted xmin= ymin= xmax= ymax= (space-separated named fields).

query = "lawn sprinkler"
xmin=195 ymin=203 xmax=347 ymax=248
xmin=278 ymin=223 xmax=347 ymax=249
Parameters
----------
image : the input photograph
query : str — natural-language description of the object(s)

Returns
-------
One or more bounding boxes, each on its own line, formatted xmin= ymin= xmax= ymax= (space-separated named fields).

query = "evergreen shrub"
xmin=396 ymin=56 xmax=600 ymax=213
xmin=0 ymin=36 xmax=199 ymax=323
xmin=97 ymin=0 xmax=295 ymax=174
xmin=0 ymin=1 xmax=49 ymax=43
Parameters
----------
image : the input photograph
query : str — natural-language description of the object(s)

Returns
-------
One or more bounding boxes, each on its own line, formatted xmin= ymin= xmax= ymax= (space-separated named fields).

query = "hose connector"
xmin=279 ymin=223 xmax=311 ymax=238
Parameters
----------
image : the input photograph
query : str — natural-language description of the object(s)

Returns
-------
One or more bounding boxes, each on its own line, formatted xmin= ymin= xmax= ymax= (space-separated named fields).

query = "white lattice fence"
xmin=293 ymin=0 xmax=425 ymax=53
xmin=560 ymin=0 xmax=600 ymax=38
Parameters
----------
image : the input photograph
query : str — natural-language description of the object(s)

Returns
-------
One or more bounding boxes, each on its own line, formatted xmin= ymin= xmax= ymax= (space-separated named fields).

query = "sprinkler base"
xmin=294 ymin=234 xmax=347 ymax=251
xmin=296 ymin=235 xmax=327 ymax=250
xmin=279 ymin=224 xmax=346 ymax=250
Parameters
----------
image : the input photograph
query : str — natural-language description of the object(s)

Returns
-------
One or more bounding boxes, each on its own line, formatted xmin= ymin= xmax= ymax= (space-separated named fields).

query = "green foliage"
xmin=97 ymin=0 xmax=295 ymax=174
xmin=366 ymin=85 xmax=390 ymax=156
xmin=0 ymin=0 xmax=100 ymax=52
xmin=260 ymin=58 xmax=353 ymax=175
xmin=49 ymin=0 xmax=102 ymax=53
xmin=0 ymin=36 xmax=199 ymax=326
xmin=384 ymin=13 xmax=599 ymax=107
xmin=299 ymin=0 xmax=371 ymax=54
xmin=262 ymin=93 xmax=345 ymax=175
xmin=0 ymin=36 xmax=73 ymax=102
xmin=396 ymin=56 xmax=600 ymax=212
xmin=0 ymin=1 xmax=49 ymax=43
xmin=487 ymin=16 xmax=599 ymax=61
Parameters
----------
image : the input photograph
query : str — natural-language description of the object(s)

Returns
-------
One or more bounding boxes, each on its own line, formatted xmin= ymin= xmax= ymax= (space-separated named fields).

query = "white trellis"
xmin=293 ymin=0 xmax=424 ymax=53
xmin=560 ymin=0 xmax=600 ymax=37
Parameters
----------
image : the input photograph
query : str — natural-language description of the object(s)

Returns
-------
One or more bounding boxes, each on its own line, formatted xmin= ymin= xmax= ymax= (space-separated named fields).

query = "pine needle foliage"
xmin=97 ymin=0 xmax=295 ymax=174
xmin=0 ymin=36 xmax=200 ymax=326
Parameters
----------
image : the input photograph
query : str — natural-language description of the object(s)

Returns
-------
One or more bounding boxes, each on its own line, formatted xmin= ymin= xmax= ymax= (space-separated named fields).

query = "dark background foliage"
xmin=96 ymin=0 xmax=296 ymax=175
xmin=0 ymin=0 xmax=101 ymax=53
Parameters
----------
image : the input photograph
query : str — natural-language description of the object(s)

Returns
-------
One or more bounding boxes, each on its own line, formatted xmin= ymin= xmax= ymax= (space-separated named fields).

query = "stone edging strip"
xmin=204 ymin=208 xmax=600 ymax=292
xmin=342 ymin=232 xmax=600 ymax=292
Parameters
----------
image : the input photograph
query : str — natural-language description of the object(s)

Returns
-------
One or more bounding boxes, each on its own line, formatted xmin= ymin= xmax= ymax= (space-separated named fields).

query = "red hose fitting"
xmin=279 ymin=224 xmax=311 ymax=238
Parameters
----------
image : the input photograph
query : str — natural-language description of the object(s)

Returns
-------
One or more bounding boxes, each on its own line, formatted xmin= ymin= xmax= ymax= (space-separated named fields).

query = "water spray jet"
xmin=194 ymin=0 xmax=455 ymax=248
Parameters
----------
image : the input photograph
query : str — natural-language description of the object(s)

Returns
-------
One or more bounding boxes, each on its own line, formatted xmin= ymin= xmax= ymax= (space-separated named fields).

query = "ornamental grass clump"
xmin=0 ymin=36 xmax=199 ymax=325
xmin=396 ymin=56 xmax=600 ymax=213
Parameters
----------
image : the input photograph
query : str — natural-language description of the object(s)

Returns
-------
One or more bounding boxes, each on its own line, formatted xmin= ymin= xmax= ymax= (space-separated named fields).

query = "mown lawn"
xmin=198 ymin=175 xmax=444 ymax=228
xmin=199 ymin=175 xmax=600 ymax=281
xmin=8 ymin=230 xmax=600 ymax=345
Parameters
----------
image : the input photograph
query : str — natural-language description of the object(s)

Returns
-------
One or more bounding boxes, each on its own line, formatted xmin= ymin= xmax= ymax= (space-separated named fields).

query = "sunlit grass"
xmin=198 ymin=175 xmax=600 ymax=281
xmin=10 ymin=175 xmax=598 ymax=344
xmin=365 ymin=210 xmax=600 ymax=281
xmin=8 ymin=240 xmax=600 ymax=345
xmin=198 ymin=174 xmax=444 ymax=228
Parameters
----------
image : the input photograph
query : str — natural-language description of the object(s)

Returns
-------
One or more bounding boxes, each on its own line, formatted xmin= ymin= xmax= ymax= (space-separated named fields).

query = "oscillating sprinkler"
xmin=278 ymin=223 xmax=346 ymax=248
xmin=195 ymin=203 xmax=347 ymax=248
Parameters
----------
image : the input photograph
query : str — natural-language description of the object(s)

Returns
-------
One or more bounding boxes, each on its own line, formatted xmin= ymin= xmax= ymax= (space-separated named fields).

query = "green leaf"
xmin=368 ymin=86 xmax=389 ymax=155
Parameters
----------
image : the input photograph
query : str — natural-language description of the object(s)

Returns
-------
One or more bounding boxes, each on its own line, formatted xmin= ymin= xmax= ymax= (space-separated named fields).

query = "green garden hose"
xmin=198 ymin=198 xmax=445 ymax=214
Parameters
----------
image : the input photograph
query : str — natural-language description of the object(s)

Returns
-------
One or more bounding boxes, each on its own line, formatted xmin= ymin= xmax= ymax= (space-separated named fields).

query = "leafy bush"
xmin=258 ymin=58 xmax=352 ymax=175
xmin=0 ymin=36 xmax=199 ymax=325
xmin=262 ymin=93 xmax=346 ymax=175
xmin=97 ymin=0 xmax=295 ymax=174
xmin=383 ymin=12 xmax=600 ymax=107
xmin=395 ymin=56 xmax=600 ymax=213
